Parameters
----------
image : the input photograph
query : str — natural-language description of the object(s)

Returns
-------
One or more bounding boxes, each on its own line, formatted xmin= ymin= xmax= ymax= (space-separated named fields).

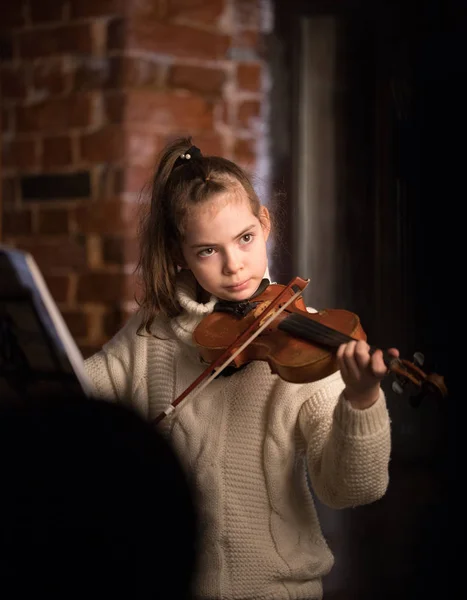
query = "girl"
xmin=84 ymin=137 xmax=397 ymax=600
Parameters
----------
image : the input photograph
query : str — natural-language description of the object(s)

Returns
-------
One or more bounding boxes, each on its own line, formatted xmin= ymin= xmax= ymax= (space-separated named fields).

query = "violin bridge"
xmin=253 ymin=300 xmax=274 ymax=326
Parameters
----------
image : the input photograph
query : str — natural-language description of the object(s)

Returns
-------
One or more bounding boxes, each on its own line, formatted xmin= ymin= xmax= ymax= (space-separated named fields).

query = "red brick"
xmin=120 ymin=165 xmax=152 ymax=194
xmin=112 ymin=169 xmax=126 ymax=195
xmin=18 ymin=239 xmax=87 ymax=271
xmin=232 ymin=0 xmax=260 ymax=29
xmin=1 ymin=179 xmax=18 ymax=208
xmin=95 ymin=167 xmax=124 ymax=198
xmin=79 ymin=127 xmax=125 ymax=163
xmin=30 ymin=0 xmax=66 ymax=23
xmin=77 ymin=272 xmax=137 ymax=303
xmin=166 ymin=0 xmax=225 ymax=23
xmin=189 ymin=133 xmax=225 ymax=156
xmin=16 ymin=95 xmax=94 ymax=133
xmin=237 ymin=62 xmax=262 ymax=92
xmin=220 ymin=100 xmax=232 ymax=126
xmin=106 ymin=56 xmax=164 ymax=89
xmin=238 ymin=100 xmax=261 ymax=128
xmin=106 ymin=18 xmax=125 ymax=51
xmin=70 ymin=0 xmax=126 ymax=19
xmin=73 ymin=57 xmax=110 ymax=91
xmin=42 ymin=135 xmax=73 ymax=169
xmin=61 ymin=309 xmax=88 ymax=338
xmin=2 ymin=208 xmax=33 ymax=236
xmin=102 ymin=235 xmax=140 ymax=264
xmin=33 ymin=59 xmax=70 ymax=96
xmin=37 ymin=208 xmax=71 ymax=235
xmin=0 ymin=65 xmax=27 ymax=100
xmin=75 ymin=201 xmax=138 ymax=235
xmin=2 ymin=138 xmax=38 ymax=170
xmin=104 ymin=92 xmax=125 ymax=123
xmin=123 ymin=0 xmax=168 ymax=20
xmin=0 ymin=5 xmax=26 ymax=28
xmin=103 ymin=307 xmax=131 ymax=338
xmin=233 ymin=30 xmax=263 ymax=56
xmin=126 ymin=131 xmax=160 ymax=167
xmin=2 ymin=108 xmax=12 ymax=134
xmin=109 ymin=19 xmax=230 ymax=60
xmin=112 ymin=90 xmax=214 ymax=131
xmin=168 ymin=65 xmax=225 ymax=96
xmin=43 ymin=274 xmax=70 ymax=303
xmin=233 ymin=138 xmax=255 ymax=163
xmin=18 ymin=24 xmax=93 ymax=60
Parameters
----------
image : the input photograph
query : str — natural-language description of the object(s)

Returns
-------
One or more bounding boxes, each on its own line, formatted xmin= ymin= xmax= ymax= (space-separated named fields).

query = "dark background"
xmin=271 ymin=0 xmax=460 ymax=598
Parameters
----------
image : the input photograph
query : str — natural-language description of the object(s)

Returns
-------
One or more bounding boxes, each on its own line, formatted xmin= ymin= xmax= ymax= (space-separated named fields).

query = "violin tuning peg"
xmin=413 ymin=351 xmax=424 ymax=367
xmin=392 ymin=380 xmax=405 ymax=395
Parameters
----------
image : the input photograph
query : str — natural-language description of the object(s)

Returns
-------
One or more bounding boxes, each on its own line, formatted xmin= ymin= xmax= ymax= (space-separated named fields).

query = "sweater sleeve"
xmin=298 ymin=372 xmax=391 ymax=509
xmin=84 ymin=350 xmax=130 ymax=402
xmin=83 ymin=313 xmax=147 ymax=411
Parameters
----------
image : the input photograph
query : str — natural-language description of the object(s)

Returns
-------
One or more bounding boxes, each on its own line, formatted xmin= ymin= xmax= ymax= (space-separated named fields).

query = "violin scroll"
xmin=388 ymin=351 xmax=448 ymax=407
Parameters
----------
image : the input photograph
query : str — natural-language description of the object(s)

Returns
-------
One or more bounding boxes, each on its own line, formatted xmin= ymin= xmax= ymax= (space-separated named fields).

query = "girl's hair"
xmin=137 ymin=136 xmax=265 ymax=334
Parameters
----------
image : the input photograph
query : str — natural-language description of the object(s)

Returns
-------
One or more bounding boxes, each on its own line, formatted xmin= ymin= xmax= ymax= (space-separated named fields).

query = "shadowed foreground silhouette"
xmin=0 ymin=394 xmax=199 ymax=599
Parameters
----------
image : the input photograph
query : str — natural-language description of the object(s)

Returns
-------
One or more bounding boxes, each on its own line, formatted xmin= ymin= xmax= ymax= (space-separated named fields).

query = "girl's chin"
xmin=221 ymin=283 xmax=256 ymax=300
xmin=207 ymin=279 xmax=263 ymax=302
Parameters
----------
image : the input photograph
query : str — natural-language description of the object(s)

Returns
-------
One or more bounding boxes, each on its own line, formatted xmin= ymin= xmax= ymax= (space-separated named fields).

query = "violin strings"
xmin=279 ymin=314 xmax=397 ymax=370
xmin=278 ymin=313 xmax=354 ymax=348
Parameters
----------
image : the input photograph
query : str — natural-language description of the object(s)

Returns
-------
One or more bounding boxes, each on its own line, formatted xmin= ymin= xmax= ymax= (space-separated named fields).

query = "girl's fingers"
xmin=336 ymin=343 xmax=349 ymax=379
xmin=339 ymin=340 xmax=387 ymax=381
xmin=371 ymin=347 xmax=400 ymax=378
xmin=341 ymin=341 xmax=361 ymax=381
xmin=353 ymin=340 xmax=371 ymax=370
xmin=370 ymin=349 xmax=388 ymax=378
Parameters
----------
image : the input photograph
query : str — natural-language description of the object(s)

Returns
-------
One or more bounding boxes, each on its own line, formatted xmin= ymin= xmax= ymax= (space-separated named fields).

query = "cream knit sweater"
xmin=84 ymin=271 xmax=391 ymax=600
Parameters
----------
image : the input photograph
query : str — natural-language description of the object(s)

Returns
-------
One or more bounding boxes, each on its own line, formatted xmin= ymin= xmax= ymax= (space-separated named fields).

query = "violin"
xmin=152 ymin=277 xmax=448 ymax=425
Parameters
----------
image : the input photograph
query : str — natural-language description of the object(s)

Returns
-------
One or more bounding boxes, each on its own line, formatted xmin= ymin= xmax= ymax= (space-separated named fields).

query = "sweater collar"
xmin=170 ymin=271 xmax=217 ymax=346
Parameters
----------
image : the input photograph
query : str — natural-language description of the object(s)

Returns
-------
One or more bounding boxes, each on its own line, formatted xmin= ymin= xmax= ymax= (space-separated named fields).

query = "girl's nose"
xmin=223 ymin=250 xmax=242 ymax=275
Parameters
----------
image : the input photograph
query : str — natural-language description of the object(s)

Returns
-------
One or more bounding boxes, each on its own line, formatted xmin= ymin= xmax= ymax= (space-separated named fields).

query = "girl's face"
xmin=180 ymin=191 xmax=271 ymax=301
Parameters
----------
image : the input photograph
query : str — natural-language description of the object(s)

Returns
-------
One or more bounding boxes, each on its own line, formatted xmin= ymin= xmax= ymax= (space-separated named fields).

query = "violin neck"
xmin=278 ymin=313 xmax=395 ymax=366
xmin=370 ymin=347 xmax=399 ymax=369
xmin=278 ymin=313 xmax=353 ymax=348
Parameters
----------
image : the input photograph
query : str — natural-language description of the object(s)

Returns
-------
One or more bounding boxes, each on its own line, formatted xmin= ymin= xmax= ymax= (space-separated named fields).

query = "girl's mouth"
xmin=226 ymin=279 xmax=250 ymax=291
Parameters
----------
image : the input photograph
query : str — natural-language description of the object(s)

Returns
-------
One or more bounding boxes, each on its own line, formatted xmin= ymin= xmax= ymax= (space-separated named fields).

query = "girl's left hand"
xmin=337 ymin=340 xmax=399 ymax=409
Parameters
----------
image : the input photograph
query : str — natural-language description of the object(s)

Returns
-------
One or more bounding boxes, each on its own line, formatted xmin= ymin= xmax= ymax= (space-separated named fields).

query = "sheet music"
xmin=0 ymin=245 xmax=95 ymax=400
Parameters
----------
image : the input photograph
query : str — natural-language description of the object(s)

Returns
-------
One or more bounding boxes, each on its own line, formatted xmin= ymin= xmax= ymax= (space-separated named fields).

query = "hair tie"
xmin=173 ymin=145 xmax=202 ymax=170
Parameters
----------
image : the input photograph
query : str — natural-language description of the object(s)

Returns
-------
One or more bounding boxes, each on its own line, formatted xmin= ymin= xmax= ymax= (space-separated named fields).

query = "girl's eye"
xmin=198 ymin=247 xmax=215 ymax=257
xmin=241 ymin=233 xmax=253 ymax=244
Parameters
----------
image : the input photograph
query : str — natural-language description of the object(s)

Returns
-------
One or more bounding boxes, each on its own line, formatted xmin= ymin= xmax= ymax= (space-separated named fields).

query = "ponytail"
xmin=137 ymin=137 xmax=193 ymax=333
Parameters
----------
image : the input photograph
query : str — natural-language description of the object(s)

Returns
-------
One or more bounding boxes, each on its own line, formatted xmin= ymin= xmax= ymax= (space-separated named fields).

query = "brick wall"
xmin=1 ymin=0 xmax=271 ymax=358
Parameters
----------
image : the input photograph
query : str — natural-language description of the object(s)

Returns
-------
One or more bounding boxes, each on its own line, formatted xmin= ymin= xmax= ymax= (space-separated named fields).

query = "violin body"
xmin=152 ymin=277 xmax=446 ymax=425
xmin=193 ymin=283 xmax=367 ymax=384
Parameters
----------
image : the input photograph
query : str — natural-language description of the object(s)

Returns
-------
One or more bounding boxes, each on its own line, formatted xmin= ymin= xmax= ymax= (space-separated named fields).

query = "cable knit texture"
xmin=84 ymin=271 xmax=391 ymax=600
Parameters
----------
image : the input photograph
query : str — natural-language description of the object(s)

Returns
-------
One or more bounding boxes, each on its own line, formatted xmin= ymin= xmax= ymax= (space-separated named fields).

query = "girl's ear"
xmin=172 ymin=246 xmax=189 ymax=271
xmin=176 ymin=258 xmax=189 ymax=271
xmin=259 ymin=205 xmax=271 ymax=241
